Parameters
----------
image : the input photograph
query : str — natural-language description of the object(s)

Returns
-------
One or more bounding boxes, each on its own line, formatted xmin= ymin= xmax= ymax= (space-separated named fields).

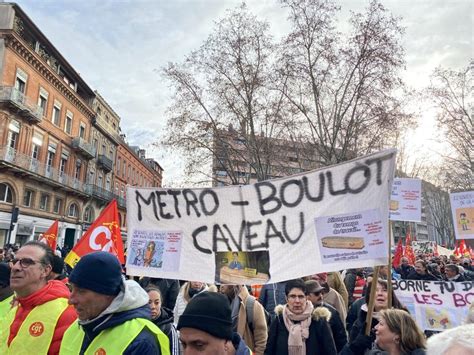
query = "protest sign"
xmin=126 ymin=149 xmax=396 ymax=284
xmin=412 ymin=241 xmax=437 ymax=255
xmin=390 ymin=178 xmax=422 ymax=222
xmin=450 ymin=191 xmax=474 ymax=240
xmin=393 ymin=280 xmax=474 ymax=331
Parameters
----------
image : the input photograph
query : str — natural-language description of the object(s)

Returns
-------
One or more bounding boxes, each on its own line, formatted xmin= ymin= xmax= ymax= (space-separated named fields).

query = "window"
xmin=97 ymin=172 xmax=103 ymax=187
xmin=68 ymin=203 xmax=79 ymax=218
xmin=65 ymin=111 xmax=73 ymax=134
xmin=32 ymin=132 xmax=43 ymax=160
xmin=53 ymin=198 xmax=62 ymax=214
xmin=37 ymin=87 xmax=49 ymax=116
xmin=106 ymin=176 xmax=111 ymax=191
xmin=102 ymin=144 xmax=106 ymax=155
xmin=23 ymin=190 xmax=33 ymax=207
xmin=84 ymin=206 xmax=94 ymax=223
xmin=46 ymin=143 xmax=57 ymax=172
xmin=39 ymin=193 xmax=49 ymax=210
xmin=15 ymin=68 xmax=28 ymax=94
xmin=59 ymin=155 xmax=68 ymax=176
xmin=52 ymin=100 xmax=62 ymax=126
xmin=7 ymin=120 xmax=20 ymax=151
xmin=79 ymin=124 xmax=85 ymax=138
xmin=0 ymin=183 xmax=13 ymax=203
xmin=75 ymin=160 xmax=82 ymax=180
xmin=117 ymin=158 xmax=121 ymax=175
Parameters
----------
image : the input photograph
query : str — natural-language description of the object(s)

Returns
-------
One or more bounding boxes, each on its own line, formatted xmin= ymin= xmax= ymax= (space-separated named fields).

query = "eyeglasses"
xmin=10 ymin=257 xmax=42 ymax=268
xmin=288 ymin=294 xmax=306 ymax=300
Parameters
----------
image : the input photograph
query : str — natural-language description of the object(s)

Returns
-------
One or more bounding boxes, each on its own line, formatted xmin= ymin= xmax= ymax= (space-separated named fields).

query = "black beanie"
xmin=177 ymin=292 xmax=233 ymax=340
xmin=51 ymin=255 xmax=65 ymax=274
xmin=69 ymin=252 xmax=122 ymax=296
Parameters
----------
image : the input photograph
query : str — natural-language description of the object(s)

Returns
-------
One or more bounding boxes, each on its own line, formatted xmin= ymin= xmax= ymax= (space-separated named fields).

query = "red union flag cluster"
xmin=65 ymin=199 xmax=124 ymax=267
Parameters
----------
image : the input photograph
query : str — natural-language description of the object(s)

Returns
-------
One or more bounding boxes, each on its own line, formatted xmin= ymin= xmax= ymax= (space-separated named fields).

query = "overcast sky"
xmin=15 ymin=0 xmax=472 ymax=185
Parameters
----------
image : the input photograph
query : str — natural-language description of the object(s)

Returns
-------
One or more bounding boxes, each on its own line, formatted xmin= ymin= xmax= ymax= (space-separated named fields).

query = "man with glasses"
xmin=0 ymin=241 xmax=76 ymax=354
xmin=305 ymin=280 xmax=347 ymax=352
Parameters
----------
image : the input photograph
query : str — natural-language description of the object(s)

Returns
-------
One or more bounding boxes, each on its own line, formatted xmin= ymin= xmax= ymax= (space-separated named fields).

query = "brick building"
xmin=0 ymin=3 xmax=163 ymax=248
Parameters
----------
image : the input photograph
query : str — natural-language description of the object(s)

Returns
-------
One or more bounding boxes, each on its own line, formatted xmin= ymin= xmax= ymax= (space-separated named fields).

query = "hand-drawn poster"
xmin=126 ymin=149 xmax=396 ymax=284
xmin=315 ymin=209 xmax=386 ymax=264
xmin=393 ymin=280 xmax=474 ymax=331
xmin=390 ymin=178 xmax=422 ymax=222
xmin=450 ymin=191 xmax=474 ymax=239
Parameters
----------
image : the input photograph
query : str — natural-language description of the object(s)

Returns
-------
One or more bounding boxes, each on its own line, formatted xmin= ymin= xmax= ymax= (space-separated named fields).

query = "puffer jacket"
xmin=264 ymin=304 xmax=337 ymax=355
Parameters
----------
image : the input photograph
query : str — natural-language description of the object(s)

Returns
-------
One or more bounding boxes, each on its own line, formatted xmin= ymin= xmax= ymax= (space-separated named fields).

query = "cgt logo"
xmin=29 ymin=322 xmax=44 ymax=337
xmin=89 ymin=225 xmax=115 ymax=253
xmin=94 ymin=348 xmax=106 ymax=355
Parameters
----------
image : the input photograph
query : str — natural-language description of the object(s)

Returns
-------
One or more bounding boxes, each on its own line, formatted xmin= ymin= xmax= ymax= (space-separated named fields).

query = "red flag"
xmin=434 ymin=242 xmax=439 ymax=257
xmin=404 ymin=231 xmax=416 ymax=265
xmin=454 ymin=241 xmax=460 ymax=256
xmin=39 ymin=220 xmax=59 ymax=252
xmin=459 ymin=239 xmax=468 ymax=256
xmin=65 ymin=200 xmax=124 ymax=267
xmin=392 ymin=238 xmax=404 ymax=268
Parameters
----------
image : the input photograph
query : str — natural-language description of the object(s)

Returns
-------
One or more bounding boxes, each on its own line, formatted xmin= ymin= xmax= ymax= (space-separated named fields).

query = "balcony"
xmin=93 ymin=115 xmax=122 ymax=144
xmin=85 ymin=184 xmax=114 ymax=202
xmin=72 ymin=137 xmax=96 ymax=159
xmin=116 ymin=195 xmax=126 ymax=208
xmin=97 ymin=154 xmax=113 ymax=173
xmin=0 ymin=86 xmax=43 ymax=123
xmin=0 ymin=145 xmax=87 ymax=195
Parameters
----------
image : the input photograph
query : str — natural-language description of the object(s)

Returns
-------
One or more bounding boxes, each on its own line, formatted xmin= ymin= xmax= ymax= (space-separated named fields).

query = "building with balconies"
xmin=0 ymin=3 xmax=96 ymax=248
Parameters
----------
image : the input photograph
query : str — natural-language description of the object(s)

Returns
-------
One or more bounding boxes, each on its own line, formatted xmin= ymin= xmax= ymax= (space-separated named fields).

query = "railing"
xmin=72 ymin=137 xmax=96 ymax=159
xmin=94 ymin=115 xmax=122 ymax=143
xmin=0 ymin=86 xmax=43 ymax=122
xmin=98 ymin=154 xmax=113 ymax=172
xmin=0 ymin=146 xmax=86 ymax=193
xmin=85 ymin=184 xmax=114 ymax=201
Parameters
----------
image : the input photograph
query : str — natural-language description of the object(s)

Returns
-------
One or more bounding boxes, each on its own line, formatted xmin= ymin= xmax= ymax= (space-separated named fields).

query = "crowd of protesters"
xmin=0 ymin=241 xmax=473 ymax=355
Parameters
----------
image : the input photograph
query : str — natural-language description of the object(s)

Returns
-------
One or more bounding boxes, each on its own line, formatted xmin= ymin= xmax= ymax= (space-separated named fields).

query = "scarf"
xmin=282 ymin=301 xmax=314 ymax=355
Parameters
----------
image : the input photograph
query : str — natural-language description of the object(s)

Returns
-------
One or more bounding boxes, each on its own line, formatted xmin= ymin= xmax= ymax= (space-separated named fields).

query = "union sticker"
xmin=29 ymin=322 xmax=44 ymax=337
xmin=95 ymin=348 xmax=106 ymax=355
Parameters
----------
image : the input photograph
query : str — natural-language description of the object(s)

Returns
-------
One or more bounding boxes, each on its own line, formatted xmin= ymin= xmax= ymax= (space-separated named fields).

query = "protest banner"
xmin=126 ymin=149 xmax=396 ymax=284
xmin=390 ymin=178 xmax=422 ymax=222
xmin=450 ymin=191 xmax=474 ymax=240
xmin=393 ymin=280 xmax=474 ymax=331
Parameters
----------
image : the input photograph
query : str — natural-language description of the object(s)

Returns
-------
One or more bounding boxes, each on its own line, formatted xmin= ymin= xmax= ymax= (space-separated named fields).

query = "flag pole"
xmin=387 ymin=220 xmax=393 ymax=308
xmin=365 ymin=266 xmax=380 ymax=335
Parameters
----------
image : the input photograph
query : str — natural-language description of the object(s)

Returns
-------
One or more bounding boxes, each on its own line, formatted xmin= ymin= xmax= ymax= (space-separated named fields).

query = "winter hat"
xmin=0 ymin=263 xmax=10 ymax=287
xmin=69 ymin=252 xmax=122 ymax=296
xmin=177 ymin=291 xmax=233 ymax=340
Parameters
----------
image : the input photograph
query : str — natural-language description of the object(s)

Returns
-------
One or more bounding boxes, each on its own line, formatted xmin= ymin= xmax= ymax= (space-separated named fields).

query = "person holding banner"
xmin=60 ymin=252 xmax=169 ymax=355
xmin=340 ymin=279 xmax=406 ymax=355
xmin=265 ymin=278 xmax=337 ymax=355
xmin=368 ymin=309 xmax=426 ymax=355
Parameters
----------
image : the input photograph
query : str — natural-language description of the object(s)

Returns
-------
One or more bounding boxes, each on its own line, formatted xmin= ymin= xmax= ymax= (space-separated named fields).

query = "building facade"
xmin=0 ymin=3 xmax=163 ymax=249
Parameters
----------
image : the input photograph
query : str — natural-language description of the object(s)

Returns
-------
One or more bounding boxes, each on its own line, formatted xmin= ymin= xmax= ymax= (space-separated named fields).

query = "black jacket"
xmin=151 ymin=307 xmax=180 ymax=355
xmin=340 ymin=306 xmax=377 ymax=355
xmin=396 ymin=265 xmax=415 ymax=280
xmin=346 ymin=298 xmax=365 ymax=334
xmin=264 ymin=305 xmax=337 ymax=355
xmin=405 ymin=271 xmax=438 ymax=281
xmin=316 ymin=302 xmax=347 ymax=352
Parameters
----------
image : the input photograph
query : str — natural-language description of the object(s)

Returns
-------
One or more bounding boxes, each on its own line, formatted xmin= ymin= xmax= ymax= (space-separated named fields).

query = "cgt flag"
xmin=65 ymin=199 xmax=124 ymax=268
xmin=392 ymin=237 xmax=403 ymax=268
xmin=39 ymin=220 xmax=59 ymax=252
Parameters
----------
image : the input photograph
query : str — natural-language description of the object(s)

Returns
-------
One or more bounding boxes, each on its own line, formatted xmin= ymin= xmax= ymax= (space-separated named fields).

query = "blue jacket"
xmin=233 ymin=333 xmax=252 ymax=355
xmin=258 ymin=282 xmax=287 ymax=315
xmin=78 ymin=280 xmax=161 ymax=355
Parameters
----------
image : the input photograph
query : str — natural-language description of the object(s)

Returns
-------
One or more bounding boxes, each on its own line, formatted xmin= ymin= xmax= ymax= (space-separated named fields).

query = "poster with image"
xmin=128 ymin=230 xmax=182 ymax=272
xmin=215 ymin=251 xmax=270 ymax=285
xmin=315 ymin=209 xmax=386 ymax=264
xmin=450 ymin=191 xmax=474 ymax=239
xmin=389 ymin=178 xmax=422 ymax=222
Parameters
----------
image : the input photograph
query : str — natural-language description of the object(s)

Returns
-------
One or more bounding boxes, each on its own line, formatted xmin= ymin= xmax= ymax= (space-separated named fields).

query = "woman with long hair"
xmin=340 ymin=279 xmax=407 ymax=355
xmin=368 ymin=309 xmax=426 ymax=355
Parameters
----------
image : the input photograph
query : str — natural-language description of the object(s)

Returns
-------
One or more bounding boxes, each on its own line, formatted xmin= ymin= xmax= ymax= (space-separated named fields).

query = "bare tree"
xmin=426 ymin=62 xmax=473 ymax=191
xmin=276 ymin=0 xmax=414 ymax=165
xmin=162 ymin=4 xmax=291 ymax=185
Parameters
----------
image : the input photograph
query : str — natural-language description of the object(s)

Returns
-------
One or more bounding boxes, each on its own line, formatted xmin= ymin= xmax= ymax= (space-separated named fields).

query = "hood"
xmin=274 ymin=304 xmax=331 ymax=321
xmin=79 ymin=279 xmax=150 ymax=332
xmin=154 ymin=306 xmax=174 ymax=327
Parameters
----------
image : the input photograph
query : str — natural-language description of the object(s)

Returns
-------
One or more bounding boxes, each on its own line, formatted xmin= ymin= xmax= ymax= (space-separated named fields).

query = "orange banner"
xmin=65 ymin=200 xmax=124 ymax=268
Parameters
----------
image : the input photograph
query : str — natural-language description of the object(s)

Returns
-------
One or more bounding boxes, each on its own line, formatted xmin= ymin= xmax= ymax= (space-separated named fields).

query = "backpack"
xmin=246 ymin=295 xmax=272 ymax=331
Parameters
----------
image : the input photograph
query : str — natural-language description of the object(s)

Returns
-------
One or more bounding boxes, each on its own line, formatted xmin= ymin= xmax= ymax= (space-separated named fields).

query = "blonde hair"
xmin=379 ymin=309 xmax=426 ymax=353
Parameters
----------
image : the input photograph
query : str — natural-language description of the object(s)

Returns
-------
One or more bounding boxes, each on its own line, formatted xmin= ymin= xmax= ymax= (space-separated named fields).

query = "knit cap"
xmin=177 ymin=291 xmax=233 ymax=340
xmin=69 ymin=252 xmax=122 ymax=296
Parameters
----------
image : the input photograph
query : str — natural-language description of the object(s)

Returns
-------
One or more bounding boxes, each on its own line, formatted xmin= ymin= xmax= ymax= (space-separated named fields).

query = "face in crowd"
xmin=181 ymin=328 xmax=235 ymax=355
xmin=148 ymin=289 xmax=162 ymax=320
xmin=10 ymin=244 xmax=52 ymax=298
xmin=373 ymin=282 xmax=388 ymax=312
xmin=414 ymin=261 xmax=426 ymax=275
xmin=69 ymin=285 xmax=115 ymax=321
xmin=189 ymin=281 xmax=204 ymax=290
xmin=286 ymin=287 xmax=307 ymax=314
xmin=219 ymin=284 xmax=239 ymax=302
xmin=401 ymin=257 xmax=409 ymax=266
xmin=306 ymin=289 xmax=323 ymax=306
xmin=374 ymin=316 xmax=399 ymax=349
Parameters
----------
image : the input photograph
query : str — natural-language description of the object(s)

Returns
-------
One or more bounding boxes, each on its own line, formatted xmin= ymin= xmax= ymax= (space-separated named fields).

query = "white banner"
xmin=393 ymin=280 xmax=474 ymax=331
xmin=450 ymin=191 xmax=474 ymax=240
xmin=126 ymin=149 xmax=396 ymax=284
xmin=389 ymin=178 xmax=422 ymax=222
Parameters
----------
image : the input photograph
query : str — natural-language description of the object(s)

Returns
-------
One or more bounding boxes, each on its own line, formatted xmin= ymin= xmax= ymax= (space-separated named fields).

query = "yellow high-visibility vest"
xmin=0 ymin=297 xmax=69 ymax=355
xmin=0 ymin=294 xmax=14 ymax=319
xmin=60 ymin=317 xmax=170 ymax=355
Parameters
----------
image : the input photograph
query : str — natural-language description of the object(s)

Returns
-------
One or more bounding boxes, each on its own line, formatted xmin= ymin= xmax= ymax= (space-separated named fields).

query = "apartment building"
xmin=0 ymin=3 xmax=163 ymax=248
